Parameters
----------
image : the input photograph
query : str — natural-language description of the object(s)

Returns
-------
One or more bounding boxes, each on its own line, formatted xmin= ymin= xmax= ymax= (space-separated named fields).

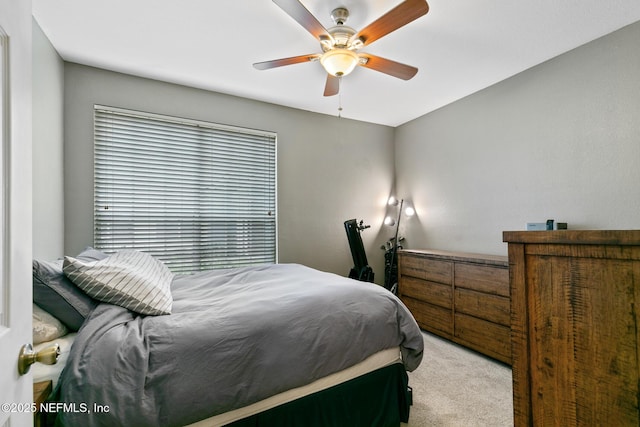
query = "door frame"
xmin=0 ymin=1 xmax=34 ymax=425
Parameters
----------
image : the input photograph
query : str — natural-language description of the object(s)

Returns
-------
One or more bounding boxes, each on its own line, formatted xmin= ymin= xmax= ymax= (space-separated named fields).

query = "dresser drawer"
xmin=403 ymin=296 xmax=453 ymax=337
xmin=398 ymin=249 xmax=510 ymax=364
xmin=455 ymin=313 xmax=510 ymax=363
xmin=400 ymin=254 xmax=452 ymax=284
xmin=399 ymin=254 xmax=424 ymax=278
xmin=455 ymin=288 xmax=510 ymax=326
xmin=400 ymin=276 xmax=452 ymax=309
xmin=455 ymin=263 xmax=509 ymax=296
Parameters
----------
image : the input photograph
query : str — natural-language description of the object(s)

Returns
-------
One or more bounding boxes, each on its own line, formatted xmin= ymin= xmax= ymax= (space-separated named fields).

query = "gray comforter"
xmin=54 ymin=263 xmax=424 ymax=426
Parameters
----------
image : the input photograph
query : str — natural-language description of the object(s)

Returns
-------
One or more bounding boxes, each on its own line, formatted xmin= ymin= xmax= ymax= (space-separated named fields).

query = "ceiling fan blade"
xmin=323 ymin=74 xmax=340 ymax=97
xmin=272 ymin=0 xmax=332 ymax=42
xmin=358 ymin=54 xmax=418 ymax=80
xmin=353 ymin=0 xmax=429 ymax=47
xmin=253 ymin=54 xmax=320 ymax=70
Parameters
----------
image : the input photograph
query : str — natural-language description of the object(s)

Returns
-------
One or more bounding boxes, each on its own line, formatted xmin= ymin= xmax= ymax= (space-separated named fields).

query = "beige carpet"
xmin=402 ymin=331 xmax=513 ymax=427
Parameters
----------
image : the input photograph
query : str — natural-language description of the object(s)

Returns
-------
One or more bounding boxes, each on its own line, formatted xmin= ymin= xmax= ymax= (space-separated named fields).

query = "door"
xmin=0 ymin=1 xmax=34 ymax=426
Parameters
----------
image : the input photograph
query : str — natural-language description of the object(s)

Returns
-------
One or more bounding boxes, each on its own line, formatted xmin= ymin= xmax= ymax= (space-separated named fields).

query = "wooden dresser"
xmin=503 ymin=230 xmax=640 ymax=426
xmin=398 ymin=249 xmax=511 ymax=364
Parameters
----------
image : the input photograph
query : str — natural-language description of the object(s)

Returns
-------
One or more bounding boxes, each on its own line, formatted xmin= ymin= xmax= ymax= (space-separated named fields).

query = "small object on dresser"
xmin=526 ymin=222 xmax=547 ymax=230
xmin=526 ymin=221 xmax=568 ymax=230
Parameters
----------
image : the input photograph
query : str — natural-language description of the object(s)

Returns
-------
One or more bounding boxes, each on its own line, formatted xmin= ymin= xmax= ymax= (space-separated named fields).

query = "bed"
xmin=32 ymin=248 xmax=424 ymax=427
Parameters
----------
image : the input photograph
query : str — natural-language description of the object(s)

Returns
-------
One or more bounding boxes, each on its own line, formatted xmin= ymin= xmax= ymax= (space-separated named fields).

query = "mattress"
xmin=187 ymin=347 xmax=402 ymax=427
xmin=32 ymin=333 xmax=77 ymax=389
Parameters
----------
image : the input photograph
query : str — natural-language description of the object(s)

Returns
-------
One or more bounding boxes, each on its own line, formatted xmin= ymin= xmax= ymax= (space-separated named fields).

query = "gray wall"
xmin=32 ymin=19 xmax=65 ymax=260
xmin=395 ymin=21 xmax=640 ymax=256
xmin=37 ymin=20 xmax=640 ymax=274
xmin=63 ymin=64 xmax=395 ymax=280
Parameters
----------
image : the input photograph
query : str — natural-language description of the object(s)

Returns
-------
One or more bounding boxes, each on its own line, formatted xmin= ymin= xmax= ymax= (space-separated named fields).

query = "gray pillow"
xmin=63 ymin=250 xmax=173 ymax=316
xmin=32 ymin=247 xmax=108 ymax=331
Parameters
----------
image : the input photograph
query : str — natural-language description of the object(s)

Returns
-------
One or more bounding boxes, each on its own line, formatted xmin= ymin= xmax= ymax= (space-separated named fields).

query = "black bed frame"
xmin=227 ymin=363 xmax=411 ymax=427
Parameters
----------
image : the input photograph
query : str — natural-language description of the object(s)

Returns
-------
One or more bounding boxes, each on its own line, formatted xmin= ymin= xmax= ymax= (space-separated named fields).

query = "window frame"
xmin=93 ymin=105 xmax=278 ymax=273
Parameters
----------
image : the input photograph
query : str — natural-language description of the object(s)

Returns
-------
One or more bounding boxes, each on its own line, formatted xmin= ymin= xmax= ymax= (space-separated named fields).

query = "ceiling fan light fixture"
xmin=320 ymin=48 xmax=359 ymax=77
xmin=256 ymin=1 xmax=429 ymax=95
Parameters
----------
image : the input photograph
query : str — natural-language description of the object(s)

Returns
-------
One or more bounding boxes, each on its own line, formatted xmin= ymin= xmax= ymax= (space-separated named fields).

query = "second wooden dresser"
xmin=398 ymin=249 xmax=511 ymax=364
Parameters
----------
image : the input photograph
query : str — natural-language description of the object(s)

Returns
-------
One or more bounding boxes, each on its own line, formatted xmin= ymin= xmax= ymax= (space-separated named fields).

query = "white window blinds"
xmin=94 ymin=105 xmax=277 ymax=273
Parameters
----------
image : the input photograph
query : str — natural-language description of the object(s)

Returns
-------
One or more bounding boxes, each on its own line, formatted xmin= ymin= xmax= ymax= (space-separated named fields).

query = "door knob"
xmin=18 ymin=343 xmax=60 ymax=375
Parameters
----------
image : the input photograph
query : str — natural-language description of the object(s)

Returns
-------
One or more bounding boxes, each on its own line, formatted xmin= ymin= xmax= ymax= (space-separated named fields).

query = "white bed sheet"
xmin=33 ymin=332 xmax=77 ymax=389
xmin=187 ymin=346 xmax=403 ymax=427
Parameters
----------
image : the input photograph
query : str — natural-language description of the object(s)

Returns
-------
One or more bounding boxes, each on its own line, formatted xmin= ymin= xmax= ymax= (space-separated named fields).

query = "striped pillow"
xmin=63 ymin=250 xmax=173 ymax=315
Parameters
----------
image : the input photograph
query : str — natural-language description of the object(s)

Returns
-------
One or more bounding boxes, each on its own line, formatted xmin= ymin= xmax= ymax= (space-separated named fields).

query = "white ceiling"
xmin=33 ymin=0 xmax=640 ymax=127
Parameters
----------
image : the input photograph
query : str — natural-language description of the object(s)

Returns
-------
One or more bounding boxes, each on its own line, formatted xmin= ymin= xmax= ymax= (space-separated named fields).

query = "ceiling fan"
xmin=253 ymin=0 xmax=430 ymax=97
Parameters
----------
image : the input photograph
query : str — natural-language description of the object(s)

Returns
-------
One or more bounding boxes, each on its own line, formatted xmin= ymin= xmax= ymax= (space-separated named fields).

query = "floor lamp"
xmin=384 ymin=197 xmax=415 ymax=294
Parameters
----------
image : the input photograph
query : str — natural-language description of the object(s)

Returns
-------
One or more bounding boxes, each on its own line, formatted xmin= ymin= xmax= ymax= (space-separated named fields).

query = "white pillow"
xmin=63 ymin=250 xmax=173 ymax=316
xmin=33 ymin=303 xmax=68 ymax=344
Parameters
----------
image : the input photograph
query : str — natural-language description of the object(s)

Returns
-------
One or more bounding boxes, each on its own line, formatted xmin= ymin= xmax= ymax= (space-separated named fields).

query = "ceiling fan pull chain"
xmin=338 ymin=77 xmax=343 ymax=118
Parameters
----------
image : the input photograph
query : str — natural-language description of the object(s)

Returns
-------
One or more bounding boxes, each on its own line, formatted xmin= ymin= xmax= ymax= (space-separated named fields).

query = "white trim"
xmin=0 ymin=26 xmax=10 ymax=328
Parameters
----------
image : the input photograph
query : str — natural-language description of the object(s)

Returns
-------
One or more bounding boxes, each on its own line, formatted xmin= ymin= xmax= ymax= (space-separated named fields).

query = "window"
xmin=94 ymin=105 xmax=276 ymax=273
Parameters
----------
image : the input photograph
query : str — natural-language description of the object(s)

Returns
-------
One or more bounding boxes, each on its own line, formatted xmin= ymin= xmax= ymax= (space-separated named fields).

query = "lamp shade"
xmin=320 ymin=48 xmax=359 ymax=77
